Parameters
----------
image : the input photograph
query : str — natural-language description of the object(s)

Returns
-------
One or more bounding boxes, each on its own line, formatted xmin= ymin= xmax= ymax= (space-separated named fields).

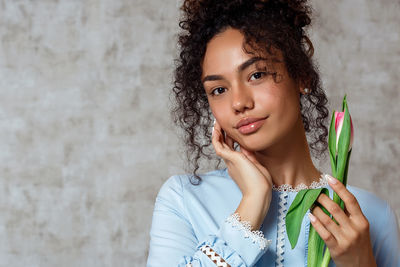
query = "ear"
xmin=299 ymin=80 xmax=310 ymax=95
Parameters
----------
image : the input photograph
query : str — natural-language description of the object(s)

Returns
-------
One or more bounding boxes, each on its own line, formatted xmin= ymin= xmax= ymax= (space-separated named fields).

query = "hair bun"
xmin=181 ymin=0 xmax=311 ymax=33
xmin=259 ymin=0 xmax=312 ymax=30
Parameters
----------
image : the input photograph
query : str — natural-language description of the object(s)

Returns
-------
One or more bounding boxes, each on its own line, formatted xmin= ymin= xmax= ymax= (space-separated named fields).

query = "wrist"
xmin=243 ymin=184 xmax=272 ymax=199
xmin=236 ymin=194 xmax=271 ymax=230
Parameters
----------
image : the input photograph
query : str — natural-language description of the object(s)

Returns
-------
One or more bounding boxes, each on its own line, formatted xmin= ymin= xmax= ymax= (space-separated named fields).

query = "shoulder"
xmin=345 ymin=185 xmax=389 ymax=215
xmin=157 ymin=168 xmax=234 ymax=199
xmin=345 ymin=186 xmax=400 ymax=265
xmin=154 ymin=168 xmax=240 ymax=227
xmin=346 ymin=185 xmax=388 ymax=209
xmin=345 ymin=185 xmax=397 ymax=231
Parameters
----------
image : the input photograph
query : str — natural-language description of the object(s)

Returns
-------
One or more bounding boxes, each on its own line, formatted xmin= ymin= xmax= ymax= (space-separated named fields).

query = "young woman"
xmin=146 ymin=0 xmax=399 ymax=266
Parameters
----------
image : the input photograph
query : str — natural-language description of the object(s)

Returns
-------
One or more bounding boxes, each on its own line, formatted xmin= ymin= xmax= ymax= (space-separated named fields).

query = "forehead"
xmin=201 ymin=28 xmax=281 ymax=78
xmin=201 ymin=29 xmax=247 ymax=77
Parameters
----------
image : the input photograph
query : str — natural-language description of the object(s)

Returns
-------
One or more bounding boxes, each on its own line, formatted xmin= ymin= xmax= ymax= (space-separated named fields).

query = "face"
xmin=202 ymin=28 xmax=305 ymax=152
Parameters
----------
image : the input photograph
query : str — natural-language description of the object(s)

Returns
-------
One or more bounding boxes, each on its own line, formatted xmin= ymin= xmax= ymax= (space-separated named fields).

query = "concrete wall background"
xmin=0 ymin=0 xmax=398 ymax=266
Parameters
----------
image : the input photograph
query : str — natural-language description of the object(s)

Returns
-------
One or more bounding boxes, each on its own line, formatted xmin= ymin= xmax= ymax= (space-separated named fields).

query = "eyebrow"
xmin=202 ymin=57 xmax=266 ymax=83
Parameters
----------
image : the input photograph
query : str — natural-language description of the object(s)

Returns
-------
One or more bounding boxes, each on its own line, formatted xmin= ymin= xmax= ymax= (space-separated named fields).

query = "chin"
xmin=236 ymin=135 xmax=272 ymax=152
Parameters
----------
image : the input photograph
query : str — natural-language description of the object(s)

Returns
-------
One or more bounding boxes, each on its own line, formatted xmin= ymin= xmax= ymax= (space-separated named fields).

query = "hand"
xmin=309 ymin=175 xmax=377 ymax=267
xmin=212 ymin=120 xmax=273 ymax=230
xmin=212 ymin=120 xmax=272 ymax=197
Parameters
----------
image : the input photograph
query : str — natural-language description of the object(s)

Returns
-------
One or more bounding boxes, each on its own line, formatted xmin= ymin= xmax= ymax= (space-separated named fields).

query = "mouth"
xmin=235 ymin=116 xmax=268 ymax=134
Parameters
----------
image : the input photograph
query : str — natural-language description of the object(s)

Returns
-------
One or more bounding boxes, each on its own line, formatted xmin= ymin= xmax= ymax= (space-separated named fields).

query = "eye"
xmin=211 ymin=87 xmax=226 ymax=96
xmin=249 ymin=72 xmax=265 ymax=81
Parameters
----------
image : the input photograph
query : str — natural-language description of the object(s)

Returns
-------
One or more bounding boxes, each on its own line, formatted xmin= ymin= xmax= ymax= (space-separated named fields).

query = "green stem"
xmin=333 ymin=192 xmax=344 ymax=210
xmin=322 ymin=152 xmax=351 ymax=266
xmin=321 ymin=247 xmax=331 ymax=266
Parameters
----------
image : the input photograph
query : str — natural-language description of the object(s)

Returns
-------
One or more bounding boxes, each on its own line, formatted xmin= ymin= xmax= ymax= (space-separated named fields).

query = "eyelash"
xmin=209 ymin=70 xmax=273 ymax=96
xmin=211 ymin=87 xmax=226 ymax=96
xmin=249 ymin=71 xmax=265 ymax=81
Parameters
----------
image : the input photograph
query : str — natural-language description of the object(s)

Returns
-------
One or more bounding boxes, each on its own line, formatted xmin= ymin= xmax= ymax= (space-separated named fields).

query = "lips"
xmin=235 ymin=116 xmax=268 ymax=134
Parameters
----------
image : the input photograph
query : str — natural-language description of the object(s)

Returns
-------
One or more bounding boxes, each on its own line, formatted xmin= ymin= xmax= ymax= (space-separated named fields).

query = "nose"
xmin=231 ymin=83 xmax=254 ymax=113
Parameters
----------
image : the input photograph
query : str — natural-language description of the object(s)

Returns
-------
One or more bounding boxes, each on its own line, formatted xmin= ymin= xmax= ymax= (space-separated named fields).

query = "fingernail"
xmin=308 ymin=213 xmax=316 ymax=223
xmin=327 ymin=174 xmax=337 ymax=184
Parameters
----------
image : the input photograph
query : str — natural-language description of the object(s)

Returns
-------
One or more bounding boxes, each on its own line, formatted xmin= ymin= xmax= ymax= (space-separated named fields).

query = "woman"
xmin=146 ymin=0 xmax=399 ymax=266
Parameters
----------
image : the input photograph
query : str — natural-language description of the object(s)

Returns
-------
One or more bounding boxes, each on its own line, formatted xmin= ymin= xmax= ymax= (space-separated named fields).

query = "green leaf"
xmin=333 ymin=156 xmax=337 ymax=178
xmin=336 ymin=101 xmax=351 ymax=183
xmin=308 ymin=225 xmax=325 ymax=267
xmin=342 ymin=94 xmax=347 ymax=111
xmin=287 ymin=189 xmax=308 ymax=213
xmin=333 ymin=149 xmax=352 ymax=211
xmin=333 ymin=191 xmax=344 ymax=210
xmin=343 ymin=149 xmax=351 ymax=186
xmin=328 ymin=110 xmax=337 ymax=173
xmin=321 ymin=247 xmax=332 ymax=267
xmin=307 ymin=189 xmax=330 ymax=267
xmin=320 ymin=94 xmax=353 ymax=267
xmin=286 ymin=188 xmax=327 ymax=249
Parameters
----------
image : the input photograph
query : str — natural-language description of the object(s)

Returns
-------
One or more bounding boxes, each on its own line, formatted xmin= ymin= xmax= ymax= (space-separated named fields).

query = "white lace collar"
xmin=272 ymin=173 xmax=329 ymax=192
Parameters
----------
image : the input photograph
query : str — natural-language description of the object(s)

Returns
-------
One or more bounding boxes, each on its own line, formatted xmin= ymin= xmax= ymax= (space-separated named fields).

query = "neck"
xmin=254 ymin=117 xmax=322 ymax=187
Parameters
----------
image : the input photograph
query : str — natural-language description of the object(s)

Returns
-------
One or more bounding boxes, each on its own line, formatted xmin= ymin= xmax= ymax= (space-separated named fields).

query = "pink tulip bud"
xmin=334 ymin=111 xmax=354 ymax=152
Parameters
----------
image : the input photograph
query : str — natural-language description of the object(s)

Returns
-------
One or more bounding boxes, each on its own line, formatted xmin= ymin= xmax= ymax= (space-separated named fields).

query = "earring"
xmin=304 ymin=88 xmax=310 ymax=94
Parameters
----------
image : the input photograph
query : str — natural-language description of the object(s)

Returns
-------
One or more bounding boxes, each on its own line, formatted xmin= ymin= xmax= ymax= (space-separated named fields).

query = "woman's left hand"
xmin=308 ymin=175 xmax=377 ymax=267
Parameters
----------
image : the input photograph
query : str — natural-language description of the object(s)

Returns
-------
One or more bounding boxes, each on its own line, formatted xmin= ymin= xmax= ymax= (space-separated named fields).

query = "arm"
xmin=373 ymin=201 xmax=400 ymax=267
xmin=147 ymin=120 xmax=273 ymax=267
xmin=146 ymin=175 xmax=271 ymax=267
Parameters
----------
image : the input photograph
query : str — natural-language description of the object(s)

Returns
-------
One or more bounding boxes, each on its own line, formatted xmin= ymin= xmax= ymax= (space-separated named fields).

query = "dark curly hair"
xmin=172 ymin=0 xmax=329 ymax=185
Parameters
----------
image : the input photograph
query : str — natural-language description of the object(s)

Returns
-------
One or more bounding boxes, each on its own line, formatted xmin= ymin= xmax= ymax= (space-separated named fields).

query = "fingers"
xmin=326 ymin=175 xmax=363 ymax=217
xmin=310 ymin=193 xmax=371 ymax=260
xmin=211 ymin=120 xmax=271 ymax=184
xmin=212 ymin=120 xmax=227 ymax=156
xmin=225 ymin=134 xmax=235 ymax=150
xmin=316 ymin=193 xmax=352 ymax=229
xmin=314 ymin=205 xmax=342 ymax=236
xmin=309 ymin=175 xmax=371 ymax=256
xmin=212 ymin=120 xmax=236 ymax=161
xmin=308 ymin=210 xmax=338 ymax=248
xmin=326 ymin=175 xmax=371 ymax=234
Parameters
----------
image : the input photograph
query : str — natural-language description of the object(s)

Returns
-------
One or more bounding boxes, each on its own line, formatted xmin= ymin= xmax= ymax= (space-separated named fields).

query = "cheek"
xmin=253 ymin=85 xmax=280 ymax=109
xmin=209 ymin=102 xmax=239 ymax=140
xmin=256 ymin=81 xmax=299 ymax=105
xmin=210 ymin=102 xmax=230 ymax=124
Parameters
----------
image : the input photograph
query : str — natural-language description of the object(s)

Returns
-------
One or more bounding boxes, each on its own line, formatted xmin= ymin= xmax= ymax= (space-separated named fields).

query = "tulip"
xmin=334 ymin=111 xmax=354 ymax=154
xmin=328 ymin=95 xmax=353 ymax=184
xmin=320 ymin=95 xmax=354 ymax=267
xmin=286 ymin=95 xmax=355 ymax=267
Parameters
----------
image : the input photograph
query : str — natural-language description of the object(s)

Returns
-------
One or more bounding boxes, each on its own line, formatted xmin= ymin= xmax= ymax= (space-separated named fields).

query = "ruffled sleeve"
xmin=146 ymin=175 xmax=271 ymax=267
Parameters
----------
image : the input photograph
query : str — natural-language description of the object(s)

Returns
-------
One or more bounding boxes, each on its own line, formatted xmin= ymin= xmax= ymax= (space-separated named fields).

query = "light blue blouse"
xmin=146 ymin=169 xmax=400 ymax=267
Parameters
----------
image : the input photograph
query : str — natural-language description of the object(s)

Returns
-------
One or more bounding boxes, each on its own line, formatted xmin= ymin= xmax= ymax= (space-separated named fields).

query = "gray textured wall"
xmin=0 ymin=0 xmax=398 ymax=266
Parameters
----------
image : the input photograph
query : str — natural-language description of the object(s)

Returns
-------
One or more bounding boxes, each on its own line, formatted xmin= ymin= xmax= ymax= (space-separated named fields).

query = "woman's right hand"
xmin=212 ymin=120 xmax=273 ymax=230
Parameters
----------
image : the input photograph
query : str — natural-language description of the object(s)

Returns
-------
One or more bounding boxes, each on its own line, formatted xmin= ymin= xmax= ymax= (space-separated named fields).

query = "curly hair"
xmin=171 ymin=0 xmax=329 ymax=185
